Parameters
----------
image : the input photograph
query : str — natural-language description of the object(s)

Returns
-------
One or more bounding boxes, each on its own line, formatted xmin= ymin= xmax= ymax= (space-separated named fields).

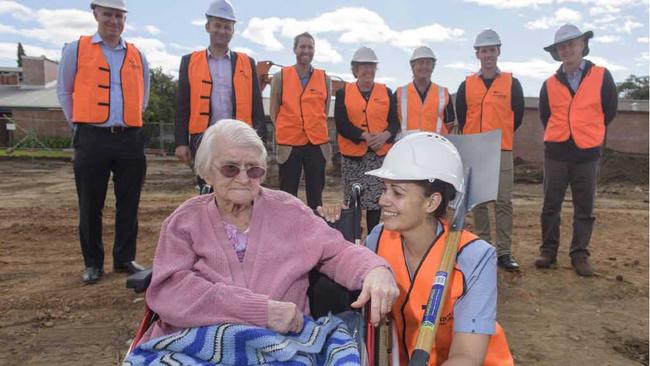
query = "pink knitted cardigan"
xmin=141 ymin=188 xmax=389 ymax=343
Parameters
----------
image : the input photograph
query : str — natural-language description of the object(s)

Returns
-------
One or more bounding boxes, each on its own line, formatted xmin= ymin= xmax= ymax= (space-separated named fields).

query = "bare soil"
xmin=0 ymin=157 xmax=647 ymax=365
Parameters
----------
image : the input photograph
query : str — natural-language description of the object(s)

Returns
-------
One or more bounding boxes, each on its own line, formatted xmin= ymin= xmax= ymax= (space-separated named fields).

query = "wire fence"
xmin=0 ymin=116 xmax=177 ymax=155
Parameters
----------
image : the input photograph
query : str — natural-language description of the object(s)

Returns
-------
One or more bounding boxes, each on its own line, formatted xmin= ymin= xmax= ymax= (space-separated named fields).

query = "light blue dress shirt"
xmin=57 ymin=33 xmax=150 ymax=128
xmin=366 ymin=222 xmax=497 ymax=335
xmin=563 ymin=59 xmax=586 ymax=93
xmin=207 ymin=48 xmax=233 ymax=125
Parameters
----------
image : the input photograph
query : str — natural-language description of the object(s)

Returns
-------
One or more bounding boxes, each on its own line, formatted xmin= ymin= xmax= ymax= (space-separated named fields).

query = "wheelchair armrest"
xmin=126 ymin=267 xmax=153 ymax=293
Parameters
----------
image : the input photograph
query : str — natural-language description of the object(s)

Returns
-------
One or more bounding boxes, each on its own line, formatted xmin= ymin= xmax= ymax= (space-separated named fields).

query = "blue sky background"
xmin=0 ymin=0 xmax=647 ymax=96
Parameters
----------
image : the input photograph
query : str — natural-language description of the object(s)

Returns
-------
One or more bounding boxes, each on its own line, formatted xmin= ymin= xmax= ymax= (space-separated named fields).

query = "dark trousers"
xmin=279 ymin=144 xmax=326 ymax=209
xmin=73 ymin=125 xmax=146 ymax=269
xmin=540 ymin=157 xmax=599 ymax=258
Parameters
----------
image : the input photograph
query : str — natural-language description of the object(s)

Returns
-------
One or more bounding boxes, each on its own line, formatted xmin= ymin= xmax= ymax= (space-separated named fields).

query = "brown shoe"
xmin=534 ymin=251 xmax=557 ymax=268
xmin=571 ymin=256 xmax=594 ymax=277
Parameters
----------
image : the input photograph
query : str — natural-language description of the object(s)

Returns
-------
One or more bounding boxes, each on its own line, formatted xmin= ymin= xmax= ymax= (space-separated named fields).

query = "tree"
xmin=17 ymin=42 xmax=25 ymax=67
xmin=617 ymin=74 xmax=649 ymax=100
xmin=143 ymin=66 xmax=177 ymax=124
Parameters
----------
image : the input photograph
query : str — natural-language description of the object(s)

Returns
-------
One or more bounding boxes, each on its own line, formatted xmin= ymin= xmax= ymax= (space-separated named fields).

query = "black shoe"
xmin=497 ymin=255 xmax=520 ymax=272
xmin=82 ymin=267 xmax=104 ymax=284
xmin=113 ymin=261 xmax=146 ymax=275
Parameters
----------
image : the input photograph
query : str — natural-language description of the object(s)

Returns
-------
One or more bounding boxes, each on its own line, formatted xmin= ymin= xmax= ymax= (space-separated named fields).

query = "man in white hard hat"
xmin=269 ymin=32 xmax=331 ymax=209
xmin=396 ymin=46 xmax=455 ymax=138
xmin=174 ymin=0 xmax=266 ymax=185
xmin=57 ymin=0 xmax=150 ymax=284
xmin=455 ymin=29 xmax=525 ymax=272
xmin=536 ymin=24 xmax=617 ymax=277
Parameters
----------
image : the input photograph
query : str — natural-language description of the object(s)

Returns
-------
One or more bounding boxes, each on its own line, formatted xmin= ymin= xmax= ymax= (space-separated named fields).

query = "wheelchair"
xmin=124 ymin=184 xmax=390 ymax=365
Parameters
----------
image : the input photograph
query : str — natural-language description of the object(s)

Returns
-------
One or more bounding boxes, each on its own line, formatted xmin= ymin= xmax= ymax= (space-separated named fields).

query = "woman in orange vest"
xmin=363 ymin=133 xmax=514 ymax=365
xmin=334 ymin=46 xmax=399 ymax=233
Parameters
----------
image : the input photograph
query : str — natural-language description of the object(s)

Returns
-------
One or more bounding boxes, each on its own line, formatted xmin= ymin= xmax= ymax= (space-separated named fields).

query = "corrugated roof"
xmin=0 ymin=84 xmax=60 ymax=109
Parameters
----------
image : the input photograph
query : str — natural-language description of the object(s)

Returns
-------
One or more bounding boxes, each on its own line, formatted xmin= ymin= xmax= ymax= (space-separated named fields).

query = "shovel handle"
xmin=408 ymin=230 xmax=462 ymax=366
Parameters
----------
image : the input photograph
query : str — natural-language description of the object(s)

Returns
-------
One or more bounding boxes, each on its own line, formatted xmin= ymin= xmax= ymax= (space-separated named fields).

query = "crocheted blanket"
xmin=124 ymin=314 xmax=361 ymax=365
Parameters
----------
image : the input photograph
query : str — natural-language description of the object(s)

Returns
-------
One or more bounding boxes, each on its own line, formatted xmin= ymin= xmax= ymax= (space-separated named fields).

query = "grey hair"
xmin=195 ymin=119 xmax=267 ymax=180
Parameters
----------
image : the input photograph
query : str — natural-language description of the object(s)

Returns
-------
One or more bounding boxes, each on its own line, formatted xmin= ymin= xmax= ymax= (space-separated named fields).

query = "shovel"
xmin=408 ymin=129 xmax=502 ymax=366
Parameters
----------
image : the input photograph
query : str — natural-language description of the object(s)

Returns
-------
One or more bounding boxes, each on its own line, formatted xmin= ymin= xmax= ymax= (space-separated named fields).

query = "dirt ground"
xmin=0 ymin=157 xmax=647 ymax=365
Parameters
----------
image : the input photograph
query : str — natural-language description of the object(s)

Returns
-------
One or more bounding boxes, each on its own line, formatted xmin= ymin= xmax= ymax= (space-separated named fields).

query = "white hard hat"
xmin=473 ymin=29 xmax=501 ymax=48
xmin=410 ymin=46 xmax=436 ymax=62
xmin=206 ymin=0 xmax=237 ymax=22
xmin=366 ymin=132 xmax=464 ymax=193
xmin=351 ymin=46 xmax=379 ymax=63
xmin=544 ymin=24 xmax=593 ymax=61
xmin=90 ymin=0 xmax=127 ymax=12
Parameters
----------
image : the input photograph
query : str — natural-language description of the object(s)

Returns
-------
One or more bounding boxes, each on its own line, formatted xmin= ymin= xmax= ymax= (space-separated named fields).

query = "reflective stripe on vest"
xmin=376 ymin=223 xmax=514 ymax=366
xmin=545 ymin=66 xmax=606 ymax=149
xmin=275 ymin=66 xmax=329 ymax=146
xmin=72 ymin=35 xmax=144 ymax=126
xmin=187 ymin=50 xmax=253 ymax=134
xmin=398 ymin=82 xmax=449 ymax=136
xmin=337 ymin=82 xmax=392 ymax=157
xmin=463 ymin=73 xmax=514 ymax=150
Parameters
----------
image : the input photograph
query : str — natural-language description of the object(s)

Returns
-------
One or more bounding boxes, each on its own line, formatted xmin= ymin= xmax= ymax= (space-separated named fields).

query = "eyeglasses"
xmin=218 ymin=164 xmax=266 ymax=179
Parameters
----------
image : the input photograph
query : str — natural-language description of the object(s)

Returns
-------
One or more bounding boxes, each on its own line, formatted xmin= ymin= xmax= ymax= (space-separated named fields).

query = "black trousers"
xmin=540 ymin=157 xmax=600 ymax=258
xmin=73 ymin=125 xmax=146 ymax=269
xmin=279 ymin=144 xmax=326 ymax=209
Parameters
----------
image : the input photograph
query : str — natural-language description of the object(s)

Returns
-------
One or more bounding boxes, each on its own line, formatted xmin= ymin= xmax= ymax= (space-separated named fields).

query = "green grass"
xmin=0 ymin=148 xmax=72 ymax=159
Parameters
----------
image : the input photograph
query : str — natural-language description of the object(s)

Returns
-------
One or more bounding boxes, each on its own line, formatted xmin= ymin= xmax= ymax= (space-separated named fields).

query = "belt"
xmin=77 ymin=124 xmax=139 ymax=134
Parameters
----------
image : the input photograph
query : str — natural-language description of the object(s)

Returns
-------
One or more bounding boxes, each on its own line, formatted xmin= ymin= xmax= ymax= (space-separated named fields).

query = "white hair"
xmin=195 ymin=119 xmax=267 ymax=179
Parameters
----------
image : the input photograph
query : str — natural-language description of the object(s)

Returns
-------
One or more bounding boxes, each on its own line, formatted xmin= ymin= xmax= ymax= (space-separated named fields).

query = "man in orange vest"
xmin=174 ymin=0 xmax=266 ymax=176
xmin=57 ymin=0 xmax=150 ymax=284
xmin=396 ymin=46 xmax=455 ymax=138
xmin=536 ymin=24 xmax=617 ymax=276
xmin=270 ymin=32 xmax=331 ymax=209
xmin=455 ymin=29 xmax=525 ymax=272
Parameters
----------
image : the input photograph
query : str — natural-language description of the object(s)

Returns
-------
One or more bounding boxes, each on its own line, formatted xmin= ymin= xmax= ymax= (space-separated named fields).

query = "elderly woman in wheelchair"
xmin=126 ymin=119 xmax=398 ymax=364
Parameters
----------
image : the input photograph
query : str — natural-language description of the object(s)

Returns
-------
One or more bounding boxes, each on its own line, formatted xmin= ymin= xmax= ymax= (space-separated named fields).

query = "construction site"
xmin=0 ymin=150 xmax=647 ymax=365
xmin=0 ymin=6 xmax=648 ymax=364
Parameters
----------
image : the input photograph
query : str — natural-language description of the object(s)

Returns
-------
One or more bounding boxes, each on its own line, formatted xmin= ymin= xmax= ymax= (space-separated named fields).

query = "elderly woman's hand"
xmin=268 ymin=300 xmax=304 ymax=334
xmin=316 ymin=203 xmax=347 ymax=223
xmin=351 ymin=267 xmax=399 ymax=327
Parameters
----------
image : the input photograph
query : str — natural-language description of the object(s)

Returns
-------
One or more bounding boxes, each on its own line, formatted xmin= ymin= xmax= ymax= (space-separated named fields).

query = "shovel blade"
xmin=445 ymin=130 xmax=502 ymax=212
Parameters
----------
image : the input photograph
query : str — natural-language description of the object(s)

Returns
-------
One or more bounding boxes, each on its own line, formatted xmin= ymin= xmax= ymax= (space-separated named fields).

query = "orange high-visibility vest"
xmin=72 ymin=35 xmax=144 ymax=126
xmin=545 ymin=66 xmax=606 ymax=149
xmin=187 ymin=50 xmax=253 ymax=134
xmin=464 ymin=73 xmax=514 ymax=150
xmin=376 ymin=223 xmax=514 ymax=366
xmin=338 ymin=82 xmax=392 ymax=157
xmin=275 ymin=66 xmax=329 ymax=146
xmin=397 ymin=82 xmax=450 ymax=135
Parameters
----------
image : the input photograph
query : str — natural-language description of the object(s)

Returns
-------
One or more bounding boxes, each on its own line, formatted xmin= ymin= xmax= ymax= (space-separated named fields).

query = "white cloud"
xmin=445 ymin=58 xmax=559 ymax=79
xmin=241 ymin=7 xmax=464 ymax=54
xmin=169 ymin=43 xmax=202 ymax=52
xmin=128 ymin=37 xmax=181 ymax=76
xmin=241 ymin=17 xmax=284 ymax=51
xmin=593 ymin=35 xmax=621 ymax=43
xmin=638 ymin=37 xmax=649 ymax=44
xmin=526 ymin=7 xmax=582 ymax=30
xmin=231 ymin=46 xmax=255 ymax=56
xmin=588 ymin=56 xmax=626 ymax=71
xmin=620 ymin=18 xmax=643 ymax=34
xmin=328 ymin=71 xmax=395 ymax=85
xmin=0 ymin=41 xmax=59 ymax=61
xmin=463 ymin=0 xmax=553 ymax=8
xmin=313 ymin=38 xmax=342 ymax=64
xmin=0 ymin=6 xmax=96 ymax=46
xmin=191 ymin=18 xmax=205 ymax=27
xmin=0 ymin=1 xmax=33 ymax=21
xmin=145 ymin=25 xmax=161 ymax=36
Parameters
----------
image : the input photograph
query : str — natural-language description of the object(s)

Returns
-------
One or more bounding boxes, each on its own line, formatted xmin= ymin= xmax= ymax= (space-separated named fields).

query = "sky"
xmin=0 ymin=0 xmax=648 ymax=96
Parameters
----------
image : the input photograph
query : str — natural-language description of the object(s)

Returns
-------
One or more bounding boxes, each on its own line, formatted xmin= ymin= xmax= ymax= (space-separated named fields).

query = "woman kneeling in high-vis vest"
xmin=363 ymin=133 xmax=514 ymax=365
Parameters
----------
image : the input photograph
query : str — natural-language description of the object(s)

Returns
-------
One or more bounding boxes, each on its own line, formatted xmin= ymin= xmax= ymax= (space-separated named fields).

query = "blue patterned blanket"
xmin=123 ymin=314 xmax=361 ymax=366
